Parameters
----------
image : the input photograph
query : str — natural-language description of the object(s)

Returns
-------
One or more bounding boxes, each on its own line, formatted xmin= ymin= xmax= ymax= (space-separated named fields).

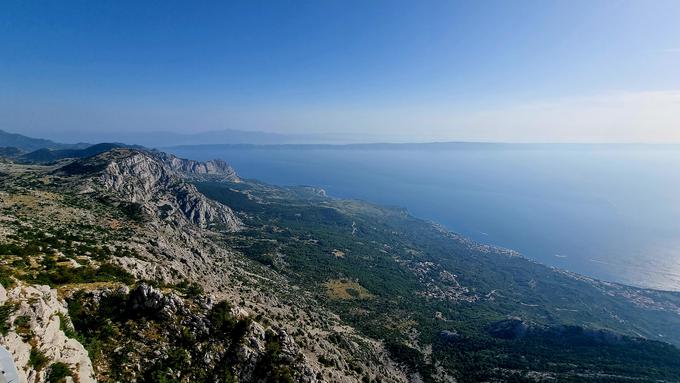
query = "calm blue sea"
xmin=168 ymin=144 xmax=680 ymax=291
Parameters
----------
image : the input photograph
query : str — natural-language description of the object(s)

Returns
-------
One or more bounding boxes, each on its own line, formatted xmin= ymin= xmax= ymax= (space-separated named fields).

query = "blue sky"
xmin=1 ymin=0 xmax=680 ymax=142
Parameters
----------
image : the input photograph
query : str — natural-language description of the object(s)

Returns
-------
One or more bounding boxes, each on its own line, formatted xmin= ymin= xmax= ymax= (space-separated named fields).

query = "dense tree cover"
xmin=197 ymin=181 xmax=680 ymax=382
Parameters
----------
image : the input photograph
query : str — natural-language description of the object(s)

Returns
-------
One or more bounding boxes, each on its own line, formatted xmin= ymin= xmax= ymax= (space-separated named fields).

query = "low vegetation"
xmin=29 ymin=346 xmax=49 ymax=372
xmin=198 ymin=180 xmax=680 ymax=382
xmin=325 ymin=279 xmax=373 ymax=300
xmin=0 ymin=303 xmax=15 ymax=336
xmin=46 ymin=362 xmax=73 ymax=383
xmin=2 ymin=153 xmax=680 ymax=382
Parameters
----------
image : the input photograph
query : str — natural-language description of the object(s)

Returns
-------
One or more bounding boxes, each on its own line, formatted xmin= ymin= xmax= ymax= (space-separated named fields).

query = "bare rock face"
xmin=0 ymin=283 xmax=96 ymax=383
xmin=99 ymin=150 xmax=172 ymax=202
xmin=128 ymin=284 xmax=189 ymax=320
xmin=235 ymin=324 xmax=320 ymax=383
xmin=173 ymin=182 xmax=241 ymax=228
xmin=125 ymin=284 xmax=321 ymax=382
xmin=86 ymin=149 xmax=241 ymax=231
xmin=153 ymin=151 xmax=239 ymax=182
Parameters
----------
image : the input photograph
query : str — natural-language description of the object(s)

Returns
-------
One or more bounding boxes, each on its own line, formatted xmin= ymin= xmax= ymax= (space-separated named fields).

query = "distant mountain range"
xmin=14 ymin=128 xmax=335 ymax=148
xmin=0 ymin=129 xmax=143 ymax=163
xmin=0 ymin=129 xmax=90 ymax=152
xmin=6 ymin=129 xmax=680 ymax=165
xmin=18 ymin=143 xmax=143 ymax=163
xmin=166 ymin=141 xmax=680 ymax=152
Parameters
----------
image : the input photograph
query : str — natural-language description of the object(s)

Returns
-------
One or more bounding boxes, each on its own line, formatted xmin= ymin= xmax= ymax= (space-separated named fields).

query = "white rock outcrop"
xmin=95 ymin=149 xmax=241 ymax=231
xmin=0 ymin=283 xmax=96 ymax=383
xmin=153 ymin=151 xmax=240 ymax=182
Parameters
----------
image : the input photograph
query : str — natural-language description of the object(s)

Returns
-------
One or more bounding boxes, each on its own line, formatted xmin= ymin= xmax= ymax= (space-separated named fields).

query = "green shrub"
xmin=208 ymin=301 xmax=237 ymax=336
xmin=13 ymin=315 xmax=31 ymax=334
xmin=57 ymin=313 xmax=79 ymax=339
xmin=20 ymin=261 xmax=134 ymax=287
xmin=0 ymin=268 xmax=15 ymax=288
xmin=29 ymin=346 xmax=49 ymax=371
xmin=46 ymin=362 xmax=72 ymax=383
xmin=174 ymin=281 xmax=204 ymax=298
xmin=0 ymin=303 xmax=16 ymax=336
xmin=119 ymin=202 xmax=145 ymax=222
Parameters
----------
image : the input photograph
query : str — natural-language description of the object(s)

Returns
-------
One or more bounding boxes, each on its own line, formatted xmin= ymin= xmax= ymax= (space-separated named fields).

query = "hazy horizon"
xmin=3 ymin=1 xmax=680 ymax=143
xmin=4 ymin=3 xmax=680 ymax=380
xmin=169 ymin=143 xmax=680 ymax=291
xmin=9 ymin=127 xmax=680 ymax=147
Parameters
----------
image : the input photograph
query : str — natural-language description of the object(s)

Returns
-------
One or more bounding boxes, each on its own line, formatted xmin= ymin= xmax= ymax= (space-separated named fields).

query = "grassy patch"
xmin=325 ymin=279 xmax=373 ymax=300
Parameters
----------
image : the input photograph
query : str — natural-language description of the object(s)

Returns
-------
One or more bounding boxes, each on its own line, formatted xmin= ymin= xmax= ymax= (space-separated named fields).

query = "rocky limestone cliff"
xmin=0 ymin=283 xmax=96 ymax=383
xmin=153 ymin=151 xmax=239 ymax=182
xmin=98 ymin=150 xmax=172 ymax=202
xmin=61 ymin=283 xmax=323 ymax=383
xmin=67 ymin=149 xmax=242 ymax=231
xmin=0 ymin=152 xmax=413 ymax=382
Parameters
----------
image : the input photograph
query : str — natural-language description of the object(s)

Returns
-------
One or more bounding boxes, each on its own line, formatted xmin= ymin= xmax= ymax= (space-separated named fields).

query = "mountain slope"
xmin=18 ymin=143 xmax=131 ymax=163
xmin=0 ymin=129 xmax=87 ymax=152
xmin=1 ymin=147 xmax=679 ymax=383
xmin=196 ymin=178 xmax=680 ymax=382
xmin=0 ymin=149 xmax=409 ymax=383
xmin=43 ymin=128 xmax=321 ymax=148
xmin=0 ymin=147 xmax=25 ymax=158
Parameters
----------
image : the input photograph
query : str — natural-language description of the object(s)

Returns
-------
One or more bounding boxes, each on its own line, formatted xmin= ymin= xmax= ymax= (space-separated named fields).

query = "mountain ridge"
xmin=0 ymin=129 xmax=89 ymax=152
xmin=1 ymin=146 xmax=680 ymax=382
